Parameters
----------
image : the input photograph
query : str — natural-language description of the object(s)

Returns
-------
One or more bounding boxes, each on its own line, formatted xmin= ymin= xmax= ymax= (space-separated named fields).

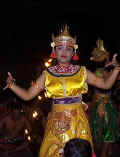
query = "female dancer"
xmin=5 ymin=26 xmax=120 ymax=157
xmin=90 ymin=39 xmax=119 ymax=157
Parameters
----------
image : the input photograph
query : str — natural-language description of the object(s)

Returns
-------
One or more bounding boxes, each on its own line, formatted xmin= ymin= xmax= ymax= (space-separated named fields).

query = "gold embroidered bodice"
xmin=44 ymin=66 xmax=88 ymax=98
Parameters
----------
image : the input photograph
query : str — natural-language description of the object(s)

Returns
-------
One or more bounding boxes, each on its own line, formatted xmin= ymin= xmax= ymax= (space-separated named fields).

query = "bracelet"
xmin=8 ymin=79 xmax=16 ymax=89
xmin=32 ymin=81 xmax=39 ymax=89
xmin=114 ymin=66 xmax=120 ymax=71
xmin=8 ymin=83 xmax=14 ymax=89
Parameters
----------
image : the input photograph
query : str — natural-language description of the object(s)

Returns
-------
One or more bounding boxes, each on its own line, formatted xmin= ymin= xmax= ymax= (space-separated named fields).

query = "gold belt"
xmin=93 ymin=94 xmax=110 ymax=103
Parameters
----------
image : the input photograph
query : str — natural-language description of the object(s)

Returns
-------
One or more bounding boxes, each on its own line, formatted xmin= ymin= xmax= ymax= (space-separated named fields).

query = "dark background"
xmin=0 ymin=3 xmax=120 ymax=100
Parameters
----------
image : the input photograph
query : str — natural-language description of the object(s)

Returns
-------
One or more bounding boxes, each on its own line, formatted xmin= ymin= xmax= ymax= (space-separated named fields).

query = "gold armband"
xmin=8 ymin=79 xmax=16 ymax=89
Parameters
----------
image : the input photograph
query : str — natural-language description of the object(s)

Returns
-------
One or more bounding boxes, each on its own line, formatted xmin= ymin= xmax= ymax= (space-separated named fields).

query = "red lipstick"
xmin=61 ymin=55 xmax=67 ymax=58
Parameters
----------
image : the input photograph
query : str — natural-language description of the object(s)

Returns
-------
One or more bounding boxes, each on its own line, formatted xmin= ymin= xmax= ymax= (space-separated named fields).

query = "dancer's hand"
xmin=105 ymin=53 xmax=119 ymax=67
xmin=112 ymin=53 xmax=118 ymax=64
xmin=3 ymin=72 xmax=15 ymax=90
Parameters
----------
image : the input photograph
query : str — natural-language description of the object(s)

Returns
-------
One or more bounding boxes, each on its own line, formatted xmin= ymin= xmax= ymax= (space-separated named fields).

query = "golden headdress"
xmin=90 ymin=39 xmax=109 ymax=62
xmin=51 ymin=25 xmax=78 ymax=50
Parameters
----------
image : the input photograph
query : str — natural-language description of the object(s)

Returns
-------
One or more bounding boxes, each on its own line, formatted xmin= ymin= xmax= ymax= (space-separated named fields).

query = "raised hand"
xmin=105 ymin=53 xmax=118 ymax=67
xmin=3 ymin=72 xmax=15 ymax=90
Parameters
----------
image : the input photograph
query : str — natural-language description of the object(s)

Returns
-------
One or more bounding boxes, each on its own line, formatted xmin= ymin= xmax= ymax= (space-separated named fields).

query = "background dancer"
xmin=90 ymin=39 xmax=119 ymax=157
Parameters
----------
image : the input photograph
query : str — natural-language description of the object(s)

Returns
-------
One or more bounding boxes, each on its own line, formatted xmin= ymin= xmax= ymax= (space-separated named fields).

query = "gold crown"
xmin=90 ymin=39 xmax=109 ymax=62
xmin=51 ymin=25 xmax=78 ymax=49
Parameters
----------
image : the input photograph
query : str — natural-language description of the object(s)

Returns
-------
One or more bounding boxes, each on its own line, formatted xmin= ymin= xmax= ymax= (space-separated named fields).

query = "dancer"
xmin=90 ymin=39 xmax=119 ymax=157
xmin=5 ymin=26 xmax=120 ymax=157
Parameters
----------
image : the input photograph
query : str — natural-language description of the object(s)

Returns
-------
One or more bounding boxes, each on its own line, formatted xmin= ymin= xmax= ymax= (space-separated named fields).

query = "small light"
xmin=25 ymin=129 xmax=28 ymax=134
xmin=45 ymin=62 xmax=50 ymax=67
xmin=44 ymin=92 xmax=47 ymax=98
xmin=28 ymin=136 xmax=31 ymax=141
xmin=38 ymin=95 xmax=42 ymax=100
xmin=48 ymin=58 xmax=52 ymax=62
xmin=33 ymin=111 xmax=38 ymax=118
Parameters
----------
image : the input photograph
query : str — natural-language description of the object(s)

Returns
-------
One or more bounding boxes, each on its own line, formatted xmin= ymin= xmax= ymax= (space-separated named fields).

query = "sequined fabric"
xmin=49 ymin=64 xmax=77 ymax=74
xmin=39 ymin=103 xmax=93 ymax=157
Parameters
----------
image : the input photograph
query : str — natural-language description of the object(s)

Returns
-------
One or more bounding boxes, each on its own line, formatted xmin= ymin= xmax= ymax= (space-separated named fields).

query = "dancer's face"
xmin=55 ymin=45 xmax=73 ymax=64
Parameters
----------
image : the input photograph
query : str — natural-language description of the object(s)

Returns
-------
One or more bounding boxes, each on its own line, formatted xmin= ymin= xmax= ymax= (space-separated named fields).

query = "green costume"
xmin=90 ymin=69 xmax=119 ymax=148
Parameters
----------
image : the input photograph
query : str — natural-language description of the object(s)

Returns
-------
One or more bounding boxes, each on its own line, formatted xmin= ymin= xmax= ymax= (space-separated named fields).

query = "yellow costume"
xmin=39 ymin=66 xmax=94 ymax=157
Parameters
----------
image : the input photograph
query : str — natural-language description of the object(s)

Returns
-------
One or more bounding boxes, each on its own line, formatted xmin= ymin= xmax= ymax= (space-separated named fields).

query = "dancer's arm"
xmin=87 ymin=66 xmax=120 ymax=89
xmin=6 ymin=72 xmax=46 ymax=101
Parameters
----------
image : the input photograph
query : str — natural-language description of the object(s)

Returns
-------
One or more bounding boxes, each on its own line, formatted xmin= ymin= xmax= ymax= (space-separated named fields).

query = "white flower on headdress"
xmin=74 ymin=44 xmax=78 ymax=50
xmin=51 ymin=42 xmax=55 ymax=48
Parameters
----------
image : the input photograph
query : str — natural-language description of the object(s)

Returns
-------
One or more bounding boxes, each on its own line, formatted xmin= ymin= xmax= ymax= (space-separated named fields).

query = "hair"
xmin=64 ymin=138 xmax=92 ymax=157
xmin=94 ymin=59 xmax=107 ymax=69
